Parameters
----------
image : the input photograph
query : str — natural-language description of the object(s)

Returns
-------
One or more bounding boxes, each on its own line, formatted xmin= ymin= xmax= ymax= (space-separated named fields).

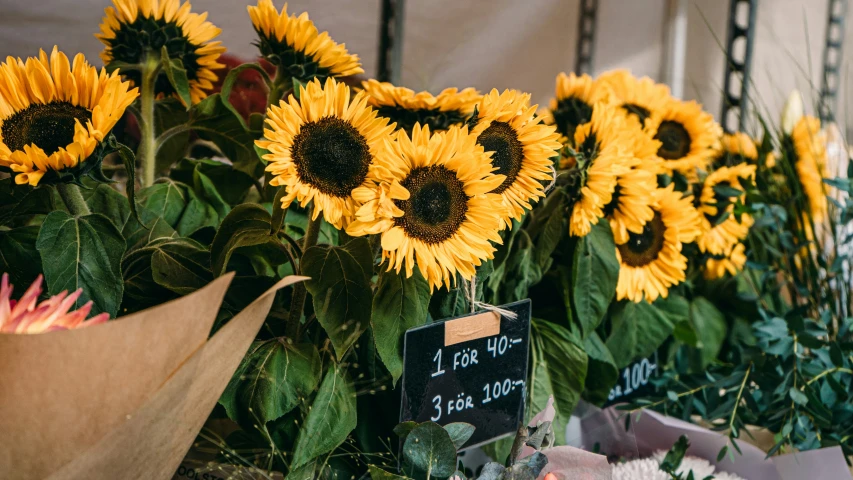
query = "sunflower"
xmin=470 ymin=89 xmax=561 ymax=228
xmin=257 ymin=77 xmax=395 ymax=229
xmin=645 ymin=98 xmax=721 ymax=176
xmin=696 ymin=164 xmax=755 ymax=255
xmin=604 ymin=129 xmax=661 ymax=244
xmin=248 ymin=0 xmax=363 ymax=80
xmin=790 ymin=116 xmax=828 ymax=222
xmin=0 ymin=48 xmax=138 ymax=186
xmin=711 ymin=132 xmax=758 ymax=168
xmin=566 ymin=104 xmax=634 ymax=237
xmin=346 ymin=124 xmax=505 ymax=291
xmin=542 ymin=72 xmax=613 ymax=140
xmin=596 ymin=69 xmax=671 ymax=128
xmin=615 ymin=184 xmax=702 ymax=303
xmin=361 ymin=79 xmax=480 ymax=134
xmin=97 ymin=0 xmax=225 ymax=104
xmin=704 ymin=243 xmax=747 ymax=280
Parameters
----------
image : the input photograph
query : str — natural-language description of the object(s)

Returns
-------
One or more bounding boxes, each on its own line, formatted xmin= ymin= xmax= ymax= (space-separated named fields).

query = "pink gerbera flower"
xmin=0 ymin=274 xmax=109 ymax=334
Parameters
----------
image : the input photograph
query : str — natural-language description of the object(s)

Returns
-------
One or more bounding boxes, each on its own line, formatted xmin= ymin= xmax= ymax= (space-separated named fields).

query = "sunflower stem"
xmin=286 ymin=208 xmax=323 ymax=340
xmin=57 ymin=183 xmax=90 ymax=217
xmin=267 ymin=67 xmax=292 ymax=109
xmin=139 ymin=51 xmax=161 ymax=188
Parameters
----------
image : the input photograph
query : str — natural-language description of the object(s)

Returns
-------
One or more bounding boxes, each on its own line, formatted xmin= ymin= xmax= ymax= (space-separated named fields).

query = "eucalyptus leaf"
xmin=371 ymin=268 xmax=431 ymax=384
xmin=572 ymin=221 xmax=619 ymax=339
xmin=36 ymin=211 xmax=125 ymax=317
xmin=401 ymin=422 xmax=458 ymax=479
xmin=302 ymin=241 xmax=373 ymax=359
xmin=367 ymin=465 xmax=410 ymax=479
xmin=443 ymin=422 xmax=475 ymax=450
xmin=291 ymin=365 xmax=357 ymax=470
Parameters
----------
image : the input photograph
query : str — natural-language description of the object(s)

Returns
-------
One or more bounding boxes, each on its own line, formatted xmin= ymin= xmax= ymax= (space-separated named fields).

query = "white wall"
xmin=0 ymin=0 xmax=845 ymax=133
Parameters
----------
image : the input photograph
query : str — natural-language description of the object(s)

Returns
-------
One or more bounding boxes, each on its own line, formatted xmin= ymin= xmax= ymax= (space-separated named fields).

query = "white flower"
xmin=781 ymin=90 xmax=804 ymax=135
xmin=611 ymin=451 xmax=746 ymax=480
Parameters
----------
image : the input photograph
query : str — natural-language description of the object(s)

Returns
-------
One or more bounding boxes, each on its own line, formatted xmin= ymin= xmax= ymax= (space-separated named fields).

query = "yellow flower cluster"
xmin=259 ymin=78 xmax=561 ymax=291
xmin=544 ymin=70 xmax=758 ymax=302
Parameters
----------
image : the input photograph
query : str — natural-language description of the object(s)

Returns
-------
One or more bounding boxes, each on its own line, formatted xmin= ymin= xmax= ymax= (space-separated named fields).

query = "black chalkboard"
xmin=603 ymin=351 xmax=660 ymax=407
xmin=399 ymin=300 xmax=531 ymax=449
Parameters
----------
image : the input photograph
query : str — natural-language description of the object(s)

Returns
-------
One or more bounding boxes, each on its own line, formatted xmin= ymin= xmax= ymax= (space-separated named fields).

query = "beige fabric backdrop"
xmin=0 ymin=0 xmax=847 ymax=133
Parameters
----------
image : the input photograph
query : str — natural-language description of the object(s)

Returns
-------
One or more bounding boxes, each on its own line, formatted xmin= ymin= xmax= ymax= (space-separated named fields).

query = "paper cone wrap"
xmin=0 ymin=274 xmax=306 ymax=479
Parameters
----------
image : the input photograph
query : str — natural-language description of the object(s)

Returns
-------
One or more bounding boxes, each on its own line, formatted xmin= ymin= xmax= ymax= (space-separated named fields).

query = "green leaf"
xmin=443 ymin=422 xmax=475 ymax=450
xmin=83 ymin=184 xmax=131 ymax=231
xmin=530 ymin=319 xmax=588 ymax=436
xmin=122 ymin=237 xmax=198 ymax=312
xmin=114 ymin=141 xmax=140 ymax=222
xmin=572 ymin=220 xmax=619 ymax=338
xmin=789 ymin=387 xmax=809 ymax=406
xmin=712 ymin=184 xmax=744 ymax=198
xmin=605 ymin=301 xmax=674 ymax=368
xmin=220 ymin=340 xmax=322 ymax=431
xmin=0 ymin=226 xmax=42 ymax=287
xmin=582 ymin=332 xmax=619 ymax=406
xmin=371 ymin=268 xmax=431 ymax=385
xmin=137 ymin=180 xmax=188 ymax=227
xmin=367 ymin=465 xmax=410 ymax=480
xmin=303 ymin=242 xmax=373 ymax=359
xmin=401 ymin=422 xmax=458 ymax=479
xmin=151 ymin=238 xmax=212 ymax=295
xmin=36 ymin=211 xmax=126 ymax=317
xmin=210 ymin=204 xmax=274 ymax=276
xmin=393 ymin=421 xmax=419 ymax=443
xmin=171 ymin=158 xmax=255 ymax=206
xmin=291 ymin=365 xmax=357 ymax=469
xmin=154 ymin=98 xmax=191 ymax=170
xmin=160 ymin=46 xmax=193 ymax=108
xmin=688 ymin=297 xmax=727 ymax=369
xmin=187 ymin=93 xmax=260 ymax=175
xmin=0 ymin=181 xmax=58 ymax=226
xmin=658 ymin=294 xmax=696 ymax=346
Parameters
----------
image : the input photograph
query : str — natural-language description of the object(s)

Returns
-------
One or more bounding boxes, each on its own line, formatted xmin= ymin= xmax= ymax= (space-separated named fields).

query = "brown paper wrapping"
xmin=0 ymin=273 xmax=307 ymax=480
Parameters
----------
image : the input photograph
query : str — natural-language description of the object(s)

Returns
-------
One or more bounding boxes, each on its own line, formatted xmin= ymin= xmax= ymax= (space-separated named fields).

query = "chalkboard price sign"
xmin=603 ymin=351 xmax=659 ymax=407
xmin=399 ymin=300 xmax=531 ymax=449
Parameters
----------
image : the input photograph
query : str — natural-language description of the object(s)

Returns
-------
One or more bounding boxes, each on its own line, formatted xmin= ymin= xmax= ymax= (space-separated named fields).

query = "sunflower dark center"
xmin=603 ymin=184 xmax=622 ymax=218
xmin=256 ymin=29 xmax=333 ymax=80
xmin=654 ymin=120 xmax=692 ymax=160
xmin=618 ymin=213 xmax=665 ymax=267
xmin=292 ymin=116 xmax=371 ymax=198
xmin=552 ymin=96 xmax=593 ymax=139
xmin=2 ymin=102 xmax=92 ymax=155
xmin=394 ymin=165 xmax=468 ymax=244
xmin=376 ymin=105 xmax=467 ymax=134
xmin=622 ymin=103 xmax=650 ymax=124
xmin=106 ymin=16 xmax=202 ymax=95
xmin=476 ymin=121 xmax=523 ymax=194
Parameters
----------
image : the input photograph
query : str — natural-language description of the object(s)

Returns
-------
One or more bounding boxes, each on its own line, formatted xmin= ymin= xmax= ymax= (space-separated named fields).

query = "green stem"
xmin=139 ymin=51 xmax=161 ymax=188
xmin=286 ymin=207 xmax=322 ymax=340
xmin=57 ymin=183 xmax=91 ymax=216
xmin=267 ymin=67 xmax=293 ymax=109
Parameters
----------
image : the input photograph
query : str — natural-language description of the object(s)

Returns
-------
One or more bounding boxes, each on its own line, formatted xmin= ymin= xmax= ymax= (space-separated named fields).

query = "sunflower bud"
xmin=781 ymin=90 xmax=804 ymax=135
